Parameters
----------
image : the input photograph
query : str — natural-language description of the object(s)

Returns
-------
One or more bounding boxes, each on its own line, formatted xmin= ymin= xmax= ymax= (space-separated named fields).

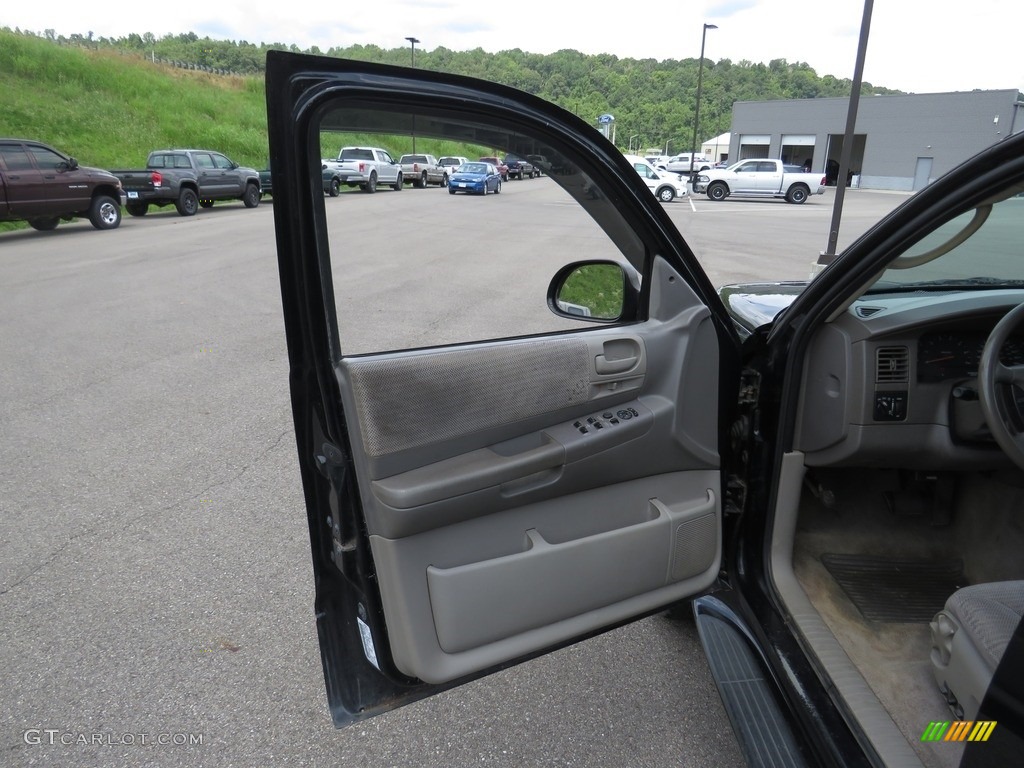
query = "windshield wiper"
xmin=865 ymin=277 xmax=1024 ymax=294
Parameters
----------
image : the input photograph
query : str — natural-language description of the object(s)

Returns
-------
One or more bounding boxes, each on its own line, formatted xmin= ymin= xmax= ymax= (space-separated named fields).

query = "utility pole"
xmin=405 ymin=37 xmax=420 ymax=153
xmin=690 ymin=23 xmax=718 ymax=181
xmin=819 ymin=0 xmax=873 ymax=267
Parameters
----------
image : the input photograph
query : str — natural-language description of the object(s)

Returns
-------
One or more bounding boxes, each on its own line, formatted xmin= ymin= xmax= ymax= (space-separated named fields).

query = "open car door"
xmin=265 ymin=51 xmax=741 ymax=725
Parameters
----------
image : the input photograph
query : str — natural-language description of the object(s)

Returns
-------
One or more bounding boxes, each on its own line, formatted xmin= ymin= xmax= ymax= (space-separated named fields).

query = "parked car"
xmin=0 ymin=138 xmax=124 ymax=231
xmin=623 ymin=153 xmax=687 ymax=202
xmin=447 ymin=161 xmax=502 ymax=195
xmin=503 ymin=155 xmax=536 ymax=179
xmin=321 ymin=163 xmax=343 ymax=196
xmin=265 ymin=52 xmax=1024 ymax=767
xmin=438 ymin=156 xmax=469 ymax=178
xmin=251 ymin=162 xmax=343 ymax=198
xmin=331 ymin=146 xmax=403 ymax=193
xmin=112 ymin=149 xmax=261 ymax=216
xmin=398 ymin=154 xmax=448 ymax=188
xmin=479 ymin=156 xmax=509 ymax=181
xmin=527 ymin=154 xmax=549 ymax=175
xmin=694 ymin=158 xmax=826 ymax=204
xmin=664 ymin=153 xmax=712 ymax=174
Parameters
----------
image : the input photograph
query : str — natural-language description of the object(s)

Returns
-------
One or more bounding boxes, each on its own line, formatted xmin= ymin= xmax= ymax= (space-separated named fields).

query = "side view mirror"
xmin=546 ymin=260 xmax=641 ymax=322
xmin=64 ymin=157 xmax=79 ymax=171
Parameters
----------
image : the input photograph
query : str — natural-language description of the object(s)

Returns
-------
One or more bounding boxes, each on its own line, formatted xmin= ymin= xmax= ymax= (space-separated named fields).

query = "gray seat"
xmin=930 ymin=581 xmax=1024 ymax=719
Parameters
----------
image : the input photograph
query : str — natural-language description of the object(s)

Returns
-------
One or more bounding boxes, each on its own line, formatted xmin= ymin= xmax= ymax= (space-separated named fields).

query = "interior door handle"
xmin=595 ymin=354 xmax=638 ymax=375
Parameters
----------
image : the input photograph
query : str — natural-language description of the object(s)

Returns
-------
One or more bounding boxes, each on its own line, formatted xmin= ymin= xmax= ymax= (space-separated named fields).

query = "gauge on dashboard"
xmin=918 ymin=330 xmax=1024 ymax=381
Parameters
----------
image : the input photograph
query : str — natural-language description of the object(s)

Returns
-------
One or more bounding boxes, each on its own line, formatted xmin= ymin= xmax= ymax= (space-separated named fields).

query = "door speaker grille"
xmin=669 ymin=513 xmax=717 ymax=581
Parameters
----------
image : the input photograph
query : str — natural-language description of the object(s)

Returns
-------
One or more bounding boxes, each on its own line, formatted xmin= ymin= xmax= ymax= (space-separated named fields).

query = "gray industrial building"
xmin=720 ymin=89 xmax=1023 ymax=191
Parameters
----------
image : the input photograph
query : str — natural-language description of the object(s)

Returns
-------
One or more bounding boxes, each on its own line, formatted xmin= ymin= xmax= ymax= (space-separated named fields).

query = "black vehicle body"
xmin=0 ymin=138 xmax=125 ymax=231
xmin=266 ymin=51 xmax=1024 ymax=767
xmin=112 ymin=149 xmax=261 ymax=217
xmin=262 ymin=165 xmax=344 ymax=197
xmin=322 ymin=165 xmax=343 ymax=197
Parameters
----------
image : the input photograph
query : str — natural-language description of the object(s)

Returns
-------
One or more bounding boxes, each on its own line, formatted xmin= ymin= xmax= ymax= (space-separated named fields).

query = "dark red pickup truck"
xmin=0 ymin=138 xmax=125 ymax=231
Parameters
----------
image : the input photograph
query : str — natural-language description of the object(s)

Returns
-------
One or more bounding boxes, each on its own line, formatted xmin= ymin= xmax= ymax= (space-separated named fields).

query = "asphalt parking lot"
xmin=0 ymin=180 xmax=908 ymax=767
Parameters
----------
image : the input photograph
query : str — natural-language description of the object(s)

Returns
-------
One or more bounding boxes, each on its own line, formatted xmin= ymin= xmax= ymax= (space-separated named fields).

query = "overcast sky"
xmin=5 ymin=1 xmax=1022 ymax=95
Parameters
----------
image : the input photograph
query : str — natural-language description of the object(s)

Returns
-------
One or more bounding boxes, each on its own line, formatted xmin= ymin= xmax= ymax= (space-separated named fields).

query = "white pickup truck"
xmin=332 ymin=146 xmax=403 ymax=193
xmin=693 ymin=158 xmax=826 ymax=204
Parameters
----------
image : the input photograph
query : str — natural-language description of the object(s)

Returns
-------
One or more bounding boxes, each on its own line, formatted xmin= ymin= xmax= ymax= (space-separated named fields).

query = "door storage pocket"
xmin=427 ymin=490 xmax=716 ymax=653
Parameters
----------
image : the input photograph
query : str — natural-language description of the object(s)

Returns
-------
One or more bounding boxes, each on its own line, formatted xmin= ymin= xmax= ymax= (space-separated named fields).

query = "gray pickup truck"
xmin=0 ymin=138 xmax=125 ymax=231
xmin=112 ymin=149 xmax=262 ymax=217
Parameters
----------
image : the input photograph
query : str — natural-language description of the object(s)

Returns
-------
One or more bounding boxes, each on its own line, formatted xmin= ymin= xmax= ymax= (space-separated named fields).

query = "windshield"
xmin=459 ymin=163 xmax=488 ymax=174
xmin=864 ymin=194 xmax=1024 ymax=295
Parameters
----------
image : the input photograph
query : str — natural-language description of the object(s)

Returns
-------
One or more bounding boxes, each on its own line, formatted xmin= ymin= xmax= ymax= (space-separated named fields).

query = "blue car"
xmin=448 ymin=161 xmax=502 ymax=195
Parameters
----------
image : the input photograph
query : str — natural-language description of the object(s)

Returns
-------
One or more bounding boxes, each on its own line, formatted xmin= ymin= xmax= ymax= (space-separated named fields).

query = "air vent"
xmin=876 ymin=346 xmax=909 ymax=383
xmin=856 ymin=306 xmax=884 ymax=318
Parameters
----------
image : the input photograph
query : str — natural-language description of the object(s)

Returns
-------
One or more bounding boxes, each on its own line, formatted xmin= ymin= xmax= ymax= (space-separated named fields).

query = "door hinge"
xmin=315 ymin=441 xmax=346 ymax=478
xmin=724 ymin=475 xmax=747 ymax=516
xmin=315 ymin=442 xmax=356 ymax=571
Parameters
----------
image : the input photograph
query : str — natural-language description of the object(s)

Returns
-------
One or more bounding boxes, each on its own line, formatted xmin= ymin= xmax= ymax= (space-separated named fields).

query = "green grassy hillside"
xmin=0 ymin=30 xmax=269 ymax=169
xmin=0 ymin=30 xmax=496 ymax=173
xmin=0 ymin=31 xmax=499 ymax=230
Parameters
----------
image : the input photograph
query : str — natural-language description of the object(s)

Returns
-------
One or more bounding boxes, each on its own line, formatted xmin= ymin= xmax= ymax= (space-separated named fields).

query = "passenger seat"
xmin=930 ymin=581 xmax=1024 ymax=719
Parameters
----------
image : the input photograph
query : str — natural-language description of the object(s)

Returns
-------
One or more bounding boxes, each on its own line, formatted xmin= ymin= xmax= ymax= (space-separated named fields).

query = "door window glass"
xmin=0 ymin=145 xmax=34 ymax=171
xmin=27 ymin=146 xmax=67 ymax=171
xmin=313 ymin=104 xmax=649 ymax=357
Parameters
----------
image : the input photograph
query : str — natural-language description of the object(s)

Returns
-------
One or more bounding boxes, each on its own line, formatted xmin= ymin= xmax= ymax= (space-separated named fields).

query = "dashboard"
xmin=796 ymin=290 xmax=1024 ymax=470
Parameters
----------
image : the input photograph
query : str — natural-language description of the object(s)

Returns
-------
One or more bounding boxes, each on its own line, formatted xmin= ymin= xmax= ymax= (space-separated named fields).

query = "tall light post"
xmin=405 ymin=37 xmax=420 ymax=152
xmin=405 ymin=36 xmax=419 ymax=66
xmin=690 ymin=23 xmax=717 ymax=181
xmin=629 ymin=134 xmax=639 ymax=153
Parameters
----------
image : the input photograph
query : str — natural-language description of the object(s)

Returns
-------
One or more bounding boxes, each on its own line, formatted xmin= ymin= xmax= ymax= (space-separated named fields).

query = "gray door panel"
xmin=371 ymin=471 xmax=720 ymax=683
xmin=336 ymin=258 xmax=722 ymax=683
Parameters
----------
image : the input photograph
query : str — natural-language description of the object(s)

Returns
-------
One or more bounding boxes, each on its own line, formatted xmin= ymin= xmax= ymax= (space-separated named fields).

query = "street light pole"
xmin=405 ymin=37 xmax=420 ymax=152
xmin=405 ymin=36 xmax=419 ymax=67
xmin=690 ymin=23 xmax=717 ymax=181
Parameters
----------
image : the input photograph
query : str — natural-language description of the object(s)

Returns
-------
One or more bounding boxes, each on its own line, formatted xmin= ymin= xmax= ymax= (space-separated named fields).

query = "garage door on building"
xmin=781 ymin=134 xmax=815 ymax=167
xmin=738 ymin=135 xmax=770 ymax=160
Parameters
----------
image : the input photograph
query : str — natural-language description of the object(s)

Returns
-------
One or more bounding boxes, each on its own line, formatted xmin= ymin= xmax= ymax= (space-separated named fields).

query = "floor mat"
xmin=820 ymin=554 xmax=968 ymax=623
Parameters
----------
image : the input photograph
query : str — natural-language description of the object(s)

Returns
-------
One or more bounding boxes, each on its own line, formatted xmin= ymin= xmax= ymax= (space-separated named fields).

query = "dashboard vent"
xmin=876 ymin=346 xmax=909 ymax=383
xmin=856 ymin=306 xmax=884 ymax=318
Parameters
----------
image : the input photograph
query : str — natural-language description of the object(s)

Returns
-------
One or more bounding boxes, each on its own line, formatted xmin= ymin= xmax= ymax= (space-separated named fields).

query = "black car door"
xmin=265 ymin=51 xmax=740 ymax=725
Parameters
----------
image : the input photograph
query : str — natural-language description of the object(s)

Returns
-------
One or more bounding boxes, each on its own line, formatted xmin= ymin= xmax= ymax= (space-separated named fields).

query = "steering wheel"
xmin=979 ymin=302 xmax=1024 ymax=470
